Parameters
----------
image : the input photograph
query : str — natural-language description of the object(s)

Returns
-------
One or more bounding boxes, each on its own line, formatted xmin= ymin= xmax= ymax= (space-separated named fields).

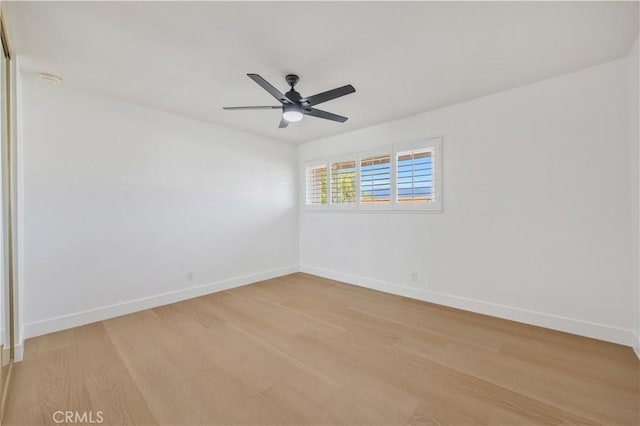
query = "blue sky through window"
xmin=359 ymin=151 xmax=433 ymax=202
xmin=397 ymin=151 xmax=433 ymax=201
xmin=361 ymin=156 xmax=390 ymax=202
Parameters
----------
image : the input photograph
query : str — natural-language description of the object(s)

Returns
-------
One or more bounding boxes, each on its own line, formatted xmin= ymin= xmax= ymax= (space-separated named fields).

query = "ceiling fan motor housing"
xmin=285 ymin=74 xmax=299 ymax=87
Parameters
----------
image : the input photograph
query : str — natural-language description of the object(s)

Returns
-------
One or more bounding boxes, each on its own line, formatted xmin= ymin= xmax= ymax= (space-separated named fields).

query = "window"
xmin=396 ymin=149 xmax=433 ymax=203
xmin=330 ymin=161 xmax=356 ymax=205
xmin=393 ymin=137 xmax=441 ymax=210
xmin=360 ymin=155 xmax=391 ymax=205
xmin=305 ymin=165 xmax=327 ymax=205
xmin=303 ymin=136 xmax=442 ymax=212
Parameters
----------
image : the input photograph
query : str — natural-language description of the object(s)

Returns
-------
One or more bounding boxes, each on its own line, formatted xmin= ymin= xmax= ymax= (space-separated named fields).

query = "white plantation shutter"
xmin=360 ymin=155 xmax=391 ymax=204
xmin=303 ymin=136 xmax=441 ymax=211
xmin=305 ymin=165 xmax=327 ymax=205
xmin=396 ymin=149 xmax=434 ymax=203
xmin=331 ymin=161 xmax=356 ymax=204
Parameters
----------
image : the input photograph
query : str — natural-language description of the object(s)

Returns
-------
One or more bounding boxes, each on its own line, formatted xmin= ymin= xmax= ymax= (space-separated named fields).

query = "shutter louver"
xmin=331 ymin=161 xmax=356 ymax=204
xmin=305 ymin=165 xmax=327 ymax=205
xmin=360 ymin=155 xmax=391 ymax=204
xmin=396 ymin=149 xmax=434 ymax=203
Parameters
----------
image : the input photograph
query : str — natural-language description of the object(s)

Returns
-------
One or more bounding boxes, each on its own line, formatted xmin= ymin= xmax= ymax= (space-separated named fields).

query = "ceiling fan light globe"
xmin=283 ymin=110 xmax=303 ymax=122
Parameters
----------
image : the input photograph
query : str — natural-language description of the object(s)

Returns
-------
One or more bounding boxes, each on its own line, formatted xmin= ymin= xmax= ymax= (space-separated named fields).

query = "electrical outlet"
xmin=187 ymin=271 xmax=194 ymax=281
xmin=411 ymin=272 xmax=418 ymax=282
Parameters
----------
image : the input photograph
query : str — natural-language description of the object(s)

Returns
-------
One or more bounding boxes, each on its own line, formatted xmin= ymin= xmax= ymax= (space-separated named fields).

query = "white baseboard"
xmin=2 ymin=343 xmax=23 ymax=363
xmin=22 ymin=265 xmax=299 ymax=340
xmin=299 ymin=265 xmax=634 ymax=347
xmin=14 ymin=343 xmax=23 ymax=362
xmin=18 ymin=264 xmax=638 ymax=356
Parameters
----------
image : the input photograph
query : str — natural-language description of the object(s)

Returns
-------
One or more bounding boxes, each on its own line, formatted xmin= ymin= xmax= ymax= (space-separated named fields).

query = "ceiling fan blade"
xmin=301 ymin=84 xmax=355 ymax=106
xmin=303 ymin=108 xmax=348 ymax=123
xmin=279 ymin=117 xmax=289 ymax=128
xmin=247 ymin=74 xmax=293 ymax=104
xmin=222 ymin=106 xmax=281 ymax=110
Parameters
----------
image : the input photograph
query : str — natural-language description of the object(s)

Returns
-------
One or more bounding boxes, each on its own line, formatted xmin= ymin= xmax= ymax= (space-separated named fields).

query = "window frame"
xmin=358 ymin=150 xmax=393 ymax=211
xmin=392 ymin=137 xmax=442 ymax=211
xmin=303 ymin=161 xmax=329 ymax=210
xmin=302 ymin=135 xmax=442 ymax=213
xmin=329 ymin=156 xmax=358 ymax=211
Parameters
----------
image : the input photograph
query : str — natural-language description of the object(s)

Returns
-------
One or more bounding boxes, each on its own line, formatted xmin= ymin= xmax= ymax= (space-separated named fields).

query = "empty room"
xmin=0 ymin=1 xmax=637 ymax=425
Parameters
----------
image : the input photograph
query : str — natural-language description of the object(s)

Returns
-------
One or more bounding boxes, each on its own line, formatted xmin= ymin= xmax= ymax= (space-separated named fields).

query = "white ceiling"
xmin=4 ymin=1 xmax=639 ymax=143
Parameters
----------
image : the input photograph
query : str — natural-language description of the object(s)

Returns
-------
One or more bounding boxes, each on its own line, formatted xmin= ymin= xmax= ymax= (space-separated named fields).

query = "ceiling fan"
xmin=223 ymin=74 xmax=355 ymax=128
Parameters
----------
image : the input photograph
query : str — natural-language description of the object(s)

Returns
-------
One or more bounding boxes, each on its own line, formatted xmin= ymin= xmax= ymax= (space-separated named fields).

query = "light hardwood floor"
xmin=4 ymin=273 xmax=639 ymax=425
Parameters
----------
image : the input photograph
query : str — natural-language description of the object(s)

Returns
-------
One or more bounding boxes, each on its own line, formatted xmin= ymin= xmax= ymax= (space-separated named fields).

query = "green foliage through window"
xmin=305 ymin=166 xmax=328 ymax=205
xmin=331 ymin=161 xmax=356 ymax=204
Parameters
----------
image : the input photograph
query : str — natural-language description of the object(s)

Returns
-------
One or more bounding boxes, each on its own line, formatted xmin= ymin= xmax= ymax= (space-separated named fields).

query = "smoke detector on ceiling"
xmin=37 ymin=73 xmax=63 ymax=86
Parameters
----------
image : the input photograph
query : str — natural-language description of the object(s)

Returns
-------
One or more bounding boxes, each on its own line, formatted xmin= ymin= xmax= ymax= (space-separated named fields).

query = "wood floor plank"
xmin=4 ymin=323 xmax=157 ymax=425
xmin=67 ymin=323 xmax=158 ymax=426
xmin=4 ymin=273 xmax=639 ymax=425
xmin=103 ymin=311 xmax=248 ymax=425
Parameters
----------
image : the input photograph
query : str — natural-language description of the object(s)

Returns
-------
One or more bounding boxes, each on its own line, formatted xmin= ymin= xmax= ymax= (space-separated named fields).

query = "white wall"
xmin=299 ymin=58 xmax=633 ymax=345
xmin=16 ymin=50 xmax=638 ymax=351
xmin=20 ymin=77 xmax=298 ymax=339
xmin=629 ymin=35 xmax=640 ymax=356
